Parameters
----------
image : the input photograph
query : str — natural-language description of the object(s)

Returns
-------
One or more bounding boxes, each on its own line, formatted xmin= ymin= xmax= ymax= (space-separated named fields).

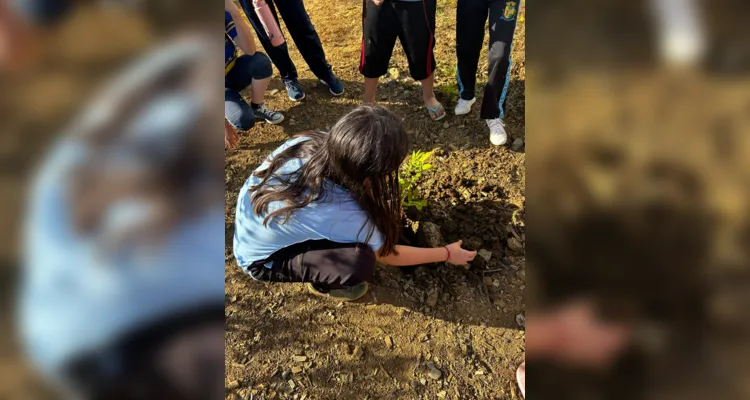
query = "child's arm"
xmin=226 ymin=0 xmax=258 ymax=56
xmin=377 ymin=240 xmax=477 ymax=267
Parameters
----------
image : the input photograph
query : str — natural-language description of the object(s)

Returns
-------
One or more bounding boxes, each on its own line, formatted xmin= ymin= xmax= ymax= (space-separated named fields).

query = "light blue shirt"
xmin=18 ymin=138 xmax=224 ymax=382
xmin=233 ymin=136 xmax=384 ymax=269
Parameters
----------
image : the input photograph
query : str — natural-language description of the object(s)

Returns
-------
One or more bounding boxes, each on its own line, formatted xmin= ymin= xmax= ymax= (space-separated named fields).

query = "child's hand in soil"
xmin=445 ymin=240 xmax=477 ymax=266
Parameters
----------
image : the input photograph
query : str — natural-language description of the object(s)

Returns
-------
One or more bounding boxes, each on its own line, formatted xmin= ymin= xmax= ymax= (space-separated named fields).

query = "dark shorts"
xmin=359 ymin=0 xmax=437 ymax=81
xmin=247 ymin=240 xmax=377 ymax=291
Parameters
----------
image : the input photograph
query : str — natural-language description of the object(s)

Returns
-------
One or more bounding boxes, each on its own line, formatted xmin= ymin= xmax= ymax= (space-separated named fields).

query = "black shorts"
xmin=359 ymin=0 xmax=437 ymax=81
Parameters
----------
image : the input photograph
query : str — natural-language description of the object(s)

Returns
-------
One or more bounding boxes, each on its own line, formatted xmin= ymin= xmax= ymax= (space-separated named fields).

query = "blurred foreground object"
xmin=528 ymin=0 xmax=750 ymax=398
xmin=650 ymin=0 xmax=706 ymax=67
xmin=18 ymin=35 xmax=224 ymax=399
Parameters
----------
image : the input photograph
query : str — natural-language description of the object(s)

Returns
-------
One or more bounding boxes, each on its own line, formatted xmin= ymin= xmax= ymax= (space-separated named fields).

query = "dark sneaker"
xmin=283 ymin=78 xmax=305 ymax=101
xmin=320 ymin=75 xmax=344 ymax=96
xmin=253 ymin=104 xmax=284 ymax=124
xmin=306 ymin=282 xmax=369 ymax=302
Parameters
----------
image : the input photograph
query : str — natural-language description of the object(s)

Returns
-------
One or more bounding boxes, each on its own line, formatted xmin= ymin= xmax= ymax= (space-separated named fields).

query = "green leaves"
xmin=399 ymin=150 xmax=435 ymax=212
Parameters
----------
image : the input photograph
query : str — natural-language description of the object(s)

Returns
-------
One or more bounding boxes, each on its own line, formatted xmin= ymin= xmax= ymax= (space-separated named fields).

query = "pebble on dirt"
xmin=426 ymin=292 xmax=439 ymax=307
xmin=516 ymin=313 xmax=526 ymax=328
xmin=427 ymin=364 xmax=443 ymax=380
xmin=478 ymin=249 xmax=492 ymax=262
xmin=352 ymin=346 xmax=364 ymax=359
xmin=291 ymin=366 xmax=303 ymax=374
xmin=507 ymin=237 xmax=524 ymax=252
xmin=510 ymin=137 xmax=524 ymax=151
xmin=385 ymin=336 xmax=394 ymax=349
xmin=227 ymin=380 xmax=240 ymax=390
xmin=417 ymin=222 xmax=443 ymax=249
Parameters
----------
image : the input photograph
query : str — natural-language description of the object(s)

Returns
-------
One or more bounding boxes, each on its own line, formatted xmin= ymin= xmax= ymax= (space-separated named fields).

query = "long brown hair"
xmin=250 ymin=105 xmax=410 ymax=256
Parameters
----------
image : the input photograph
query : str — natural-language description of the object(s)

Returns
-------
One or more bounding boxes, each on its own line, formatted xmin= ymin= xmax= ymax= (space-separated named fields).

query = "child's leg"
xmin=394 ymin=0 xmax=442 ymax=116
xmin=227 ymin=52 xmax=284 ymax=124
xmin=364 ymin=77 xmax=379 ymax=104
xmin=360 ymin=0 xmax=399 ymax=103
xmin=224 ymin=89 xmax=255 ymax=131
xmin=249 ymin=240 xmax=376 ymax=291
xmin=456 ymin=0 xmax=489 ymax=101
xmin=273 ymin=0 xmax=334 ymax=82
xmin=481 ymin=0 xmax=520 ymax=120
xmin=239 ymin=0 xmax=299 ymax=81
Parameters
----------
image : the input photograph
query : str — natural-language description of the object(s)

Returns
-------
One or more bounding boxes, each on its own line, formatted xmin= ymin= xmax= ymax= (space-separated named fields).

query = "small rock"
xmin=511 ymin=137 xmax=524 ymax=151
xmin=293 ymin=356 xmax=307 ymax=362
xmin=269 ymin=89 xmax=279 ymax=95
xmin=385 ymin=336 xmax=394 ymax=349
xmin=281 ymin=370 xmax=291 ymax=380
xmin=417 ymin=222 xmax=443 ymax=248
xmin=389 ymin=67 xmax=400 ymax=79
xmin=492 ymin=279 xmax=501 ymax=287
xmin=484 ymin=276 xmax=494 ymax=286
xmin=507 ymin=237 xmax=524 ymax=252
xmin=289 ymin=120 xmax=296 ymax=126
xmin=478 ymin=249 xmax=493 ymax=262
xmin=352 ymin=346 xmax=364 ymax=359
xmin=437 ymin=390 xmax=447 ymax=398
xmin=427 ymin=365 xmax=442 ymax=380
xmin=227 ymin=380 xmax=240 ymax=390
xmin=475 ymin=370 xmax=485 ymax=376
xmin=501 ymin=257 xmax=511 ymax=265
xmin=442 ymin=121 xmax=449 ymax=129
xmin=516 ymin=313 xmax=526 ymax=328
xmin=426 ymin=292 xmax=439 ymax=307
xmin=291 ymin=366 xmax=303 ymax=374
xmin=458 ymin=124 xmax=465 ymax=129
xmin=288 ymin=379 xmax=296 ymax=390
xmin=441 ymin=292 xmax=450 ymax=302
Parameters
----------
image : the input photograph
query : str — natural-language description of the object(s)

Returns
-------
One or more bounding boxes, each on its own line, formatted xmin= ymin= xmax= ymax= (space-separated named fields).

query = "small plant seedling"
xmin=399 ymin=150 xmax=434 ymax=211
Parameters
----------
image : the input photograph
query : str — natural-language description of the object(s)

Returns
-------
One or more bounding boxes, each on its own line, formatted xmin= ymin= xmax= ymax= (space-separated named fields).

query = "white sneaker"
xmin=487 ymin=118 xmax=507 ymax=146
xmin=454 ymin=97 xmax=476 ymax=115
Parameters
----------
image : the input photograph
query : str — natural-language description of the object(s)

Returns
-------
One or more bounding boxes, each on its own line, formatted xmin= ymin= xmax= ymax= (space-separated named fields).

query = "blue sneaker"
xmin=283 ymin=79 xmax=305 ymax=101
xmin=320 ymin=74 xmax=344 ymax=96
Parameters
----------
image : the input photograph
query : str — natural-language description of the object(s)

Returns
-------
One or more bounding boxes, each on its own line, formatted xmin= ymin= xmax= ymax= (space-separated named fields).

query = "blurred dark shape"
xmin=17 ymin=36 xmax=225 ymax=400
xmin=1 ymin=1 xmax=224 ymax=399
xmin=528 ymin=0 xmax=750 ymax=398
xmin=7 ymin=0 xmax=75 ymax=25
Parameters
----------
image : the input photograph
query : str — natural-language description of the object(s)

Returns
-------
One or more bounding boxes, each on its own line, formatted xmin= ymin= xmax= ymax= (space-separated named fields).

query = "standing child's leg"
xmin=274 ymin=0 xmax=344 ymax=95
xmin=360 ymin=0 xmax=400 ymax=104
xmin=248 ymin=240 xmax=376 ymax=301
xmin=482 ymin=0 xmax=520 ymax=145
xmin=395 ymin=0 xmax=444 ymax=121
xmin=455 ymin=0 xmax=489 ymax=115
xmin=239 ymin=0 xmax=306 ymax=101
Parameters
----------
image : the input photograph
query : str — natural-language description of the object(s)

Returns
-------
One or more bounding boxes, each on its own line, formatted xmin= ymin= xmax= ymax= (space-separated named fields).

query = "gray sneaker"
xmin=254 ymin=104 xmax=284 ymax=125
xmin=306 ymin=282 xmax=369 ymax=302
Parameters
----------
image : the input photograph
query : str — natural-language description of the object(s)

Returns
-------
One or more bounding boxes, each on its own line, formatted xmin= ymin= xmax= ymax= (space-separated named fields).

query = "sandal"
xmin=426 ymin=102 xmax=446 ymax=121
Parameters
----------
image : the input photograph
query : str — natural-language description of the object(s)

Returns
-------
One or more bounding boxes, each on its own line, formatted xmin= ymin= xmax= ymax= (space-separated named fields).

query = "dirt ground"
xmin=224 ymin=1 xmax=526 ymax=399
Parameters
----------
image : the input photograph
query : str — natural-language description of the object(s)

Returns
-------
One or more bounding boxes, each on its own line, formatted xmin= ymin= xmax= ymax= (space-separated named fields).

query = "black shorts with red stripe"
xmin=360 ymin=0 xmax=437 ymax=81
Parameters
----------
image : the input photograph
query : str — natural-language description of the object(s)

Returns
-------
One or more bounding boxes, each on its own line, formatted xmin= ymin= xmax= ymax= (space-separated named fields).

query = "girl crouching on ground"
xmin=233 ymin=105 xmax=476 ymax=301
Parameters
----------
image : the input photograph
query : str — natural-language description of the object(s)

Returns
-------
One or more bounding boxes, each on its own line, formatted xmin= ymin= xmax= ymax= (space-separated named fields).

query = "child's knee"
xmin=250 ymin=52 xmax=273 ymax=79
